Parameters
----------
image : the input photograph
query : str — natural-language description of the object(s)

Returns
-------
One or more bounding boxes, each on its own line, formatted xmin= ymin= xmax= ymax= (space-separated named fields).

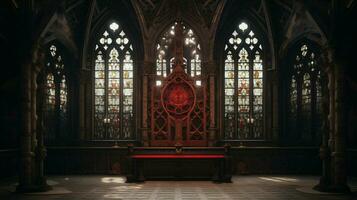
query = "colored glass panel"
xmin=94 ymin=22 xmax=134 ymax=140
xmin=224 ymin=21 xmax=264 ymax=140
xmin=44 ymin=44 xmax=67 ymax=143
xmin=156 ymin=22 xmax=201 ymax=77
xmin=289 ymin=43 xmax=323 ymax=144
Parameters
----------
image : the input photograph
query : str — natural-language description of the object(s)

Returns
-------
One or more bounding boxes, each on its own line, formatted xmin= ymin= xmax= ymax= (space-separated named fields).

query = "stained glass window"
xmin=316 ymin=71 xmax=322 ymax=114
xmin=224 ymin=21 xmax=264 ymax=140
xmin=289 ymin=43 xmax=323 ymax=143
xmin=156 ymin=22 xmax=201 ymax=79
xmin=302 ymin=73 xmax=311 ymax=111
xmin=46 ymin=73 xmax=56 ymax=110
xmin=315 ymin=71 xmax=323 ymax=137
xmin=60 ymin=75 xmax=67 ymax=113
xmin=44 ymin=44 xmax=68 ymax=143
xmin=93 ymin=21 xmax=134 ymax=140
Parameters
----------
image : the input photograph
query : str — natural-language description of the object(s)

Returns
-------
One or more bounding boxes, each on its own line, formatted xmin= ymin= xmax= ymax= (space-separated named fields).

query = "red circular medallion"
xmin=162 ymin=80 xmax=195 ymax=119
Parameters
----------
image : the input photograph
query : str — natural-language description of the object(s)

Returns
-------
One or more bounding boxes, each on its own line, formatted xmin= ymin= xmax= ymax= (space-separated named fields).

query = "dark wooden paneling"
xmin=0 ymin=149 xmax=18 ymax=179
xmin=230 ymin=147 xmax=321 ymax=174
xmin=347 ymin=149 xmax=357 ymax=177
xmin=46 ymin=147 xmax=128 ymax=175
xmin=142 ymin=159 xmax=216 ymax=179
xmin=45 ymin=147 xmax=357 ymax=176
xmin=45 ymin=146 xmax=321 ymax=175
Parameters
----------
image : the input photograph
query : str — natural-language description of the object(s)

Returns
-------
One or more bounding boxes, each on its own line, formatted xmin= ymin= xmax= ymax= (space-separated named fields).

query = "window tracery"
xmin=289 ymin=43 xmax=323 ymax=143
xmin=156 ymin=22 xmax=201 ymax=84
xmin=224 ymin=21 xmax=264 ymax=140
xmin=44 ymin=44 xmax=67 ymax=142
xmin=93 ymin=21 xmax=134 ymax=140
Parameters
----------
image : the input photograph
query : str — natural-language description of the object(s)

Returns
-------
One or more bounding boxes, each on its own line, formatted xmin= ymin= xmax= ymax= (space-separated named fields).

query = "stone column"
xmin=206 ymin=61 xmax=217 ymax=146
xmin=78 ymin=69 xmax=87 ymax=140
xmin=17 ymin=44 xmax=51 ymax=192
xmin=77 ymin=69 xmax=92 ymax=141
xmin=35 ymin=71 xmax=51 ymax=190
xmin=270 ymin=71 xmax=279 ymax=142
xmin=314 ymin=58 xmax=332 ymax=191
xmin=314 ymin=49 xmax=350 ymax=193
xmin=141 ymin=61 xmax=155 ymax=146
xmin=17 ymin=60 xmax=34 ymax=192
xmin=331 ymin=61 xmax=350 ymax=192
xmin=31 ymin=57 xmax=39 ymax=183
xmin=33 ymin=46 xmax=51 ymax=191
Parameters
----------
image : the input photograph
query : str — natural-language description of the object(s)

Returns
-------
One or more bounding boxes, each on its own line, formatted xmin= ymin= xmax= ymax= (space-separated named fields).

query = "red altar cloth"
xmin=131 ymin=154 xmax=225 ymax=159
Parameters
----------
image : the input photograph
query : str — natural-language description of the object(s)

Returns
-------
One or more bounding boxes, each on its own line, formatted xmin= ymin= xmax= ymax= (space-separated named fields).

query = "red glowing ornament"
xmin=168 ymin=85 xmax=189 ymax=107
xmin=162 ymin=78 xmax=195 ymax=119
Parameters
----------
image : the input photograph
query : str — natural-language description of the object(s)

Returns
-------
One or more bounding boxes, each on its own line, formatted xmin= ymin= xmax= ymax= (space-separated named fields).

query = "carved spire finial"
xmin=173 ymin=21 xmax=185 ymax=72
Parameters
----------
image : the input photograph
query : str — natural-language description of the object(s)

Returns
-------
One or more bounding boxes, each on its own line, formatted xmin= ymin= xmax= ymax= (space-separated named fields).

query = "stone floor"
xmin=0 ymin=176 xmax=356 ymax=200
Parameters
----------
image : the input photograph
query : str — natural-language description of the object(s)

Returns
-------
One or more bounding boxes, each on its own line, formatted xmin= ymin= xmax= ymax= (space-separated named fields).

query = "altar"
xmin=126 ymin=146 xmax=232 ymax=182
xmin=126 ymin=22 xmax=231 ymax=182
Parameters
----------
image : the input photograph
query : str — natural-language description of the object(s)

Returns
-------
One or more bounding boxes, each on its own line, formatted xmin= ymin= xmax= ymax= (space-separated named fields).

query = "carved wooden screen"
xmin=149 ymin=76 xmax=207 ymax=146
xmin=149 ymin=23 xmax=208 ymax=146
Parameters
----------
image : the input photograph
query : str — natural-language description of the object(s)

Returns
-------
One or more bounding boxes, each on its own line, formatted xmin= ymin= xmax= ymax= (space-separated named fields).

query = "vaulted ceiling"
xmin=0 ymin=0 xmax=356 ymax=83
xmin=1 ymin=0 xmax=354 ymax=53
xmin=0 ymin=0 xmax=356 ymax=123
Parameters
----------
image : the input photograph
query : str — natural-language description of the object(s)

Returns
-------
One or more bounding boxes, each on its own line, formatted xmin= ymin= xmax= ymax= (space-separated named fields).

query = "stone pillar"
xmin=17 ymin=60 xmax=34 ymax=192
xmin=270 ymin=71 xmax=279 ymax=142
xmin=35 ymin=71 xmax=51 ymax=189
xmin=331 ymin=61 xmax=350 ymax=192
xmin=142 ymin=61 xmax=155 ymax=146
xmin=77 ymin=69 xmax=92 ymax=141
xmin=314 ymin=49 xmax=350 ymax=193
xmin=33 ymin=46 xmax=51 ymax=190
xmin=314 ymin=60 xmax=332 ymax=191
xmin=17 ymin=44 xmax=51 ymax=193
xmin=78 ymin=69 xmax=87 ymax=140
xmin=139 ymin=61 xmax=156 ymax=146
xmin=206 ymin=61 xmax=217 ymax=146
xmin=31 ymin=58 xmax=39 ymax=182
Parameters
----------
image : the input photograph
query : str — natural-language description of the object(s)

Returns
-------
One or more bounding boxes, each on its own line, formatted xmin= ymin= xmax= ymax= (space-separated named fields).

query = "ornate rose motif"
xmin=162 ymin=78 xmax=195 ymax=119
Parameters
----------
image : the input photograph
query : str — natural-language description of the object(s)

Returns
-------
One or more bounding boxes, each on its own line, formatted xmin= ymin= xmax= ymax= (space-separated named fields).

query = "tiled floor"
xmin=0 ymin=176 xmax=356 ymax=199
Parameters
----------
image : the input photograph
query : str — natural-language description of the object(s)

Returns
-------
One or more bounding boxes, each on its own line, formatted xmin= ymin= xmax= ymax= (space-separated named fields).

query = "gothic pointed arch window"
xmin=289 ymin=43 xmax=323 ymax=144
xmin=156 ymin=21 xmax=201 ymax=85
xmin=223 ymin=21 xmax=264 ymax=140
xmin=44 ymin=44 xmax=68 ymax=142
xmin=93 ymin=21 xmax=135 ymax=140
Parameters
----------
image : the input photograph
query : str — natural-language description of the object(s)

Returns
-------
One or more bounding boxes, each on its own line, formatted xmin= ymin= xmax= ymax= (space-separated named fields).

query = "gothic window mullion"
xmin=234 ymin=53 xmax=243 ymax=139
xmin=54 ymin=75 xmax=61 ymax=139
xmin=310 ymin=71 xmax=317 ymax=141
xmin=311 ymin=76 xmax=316 ymax=141
xmin=296 ymin=74 xmax=302 ymax=139
xmin=314 ymin=71 xmax=323 ymax=143
xmin=249 ymin=51 xmax=254 ymax=138
xmin=120 ymin=58 xmax=124 ymax=139
xmin=289 ymin=43 xmax=322 ymax=144
xmin=234 ymin=57 xmax=239 ymax=139
xmin=104 ymin=51 xmax=109 ymax=139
